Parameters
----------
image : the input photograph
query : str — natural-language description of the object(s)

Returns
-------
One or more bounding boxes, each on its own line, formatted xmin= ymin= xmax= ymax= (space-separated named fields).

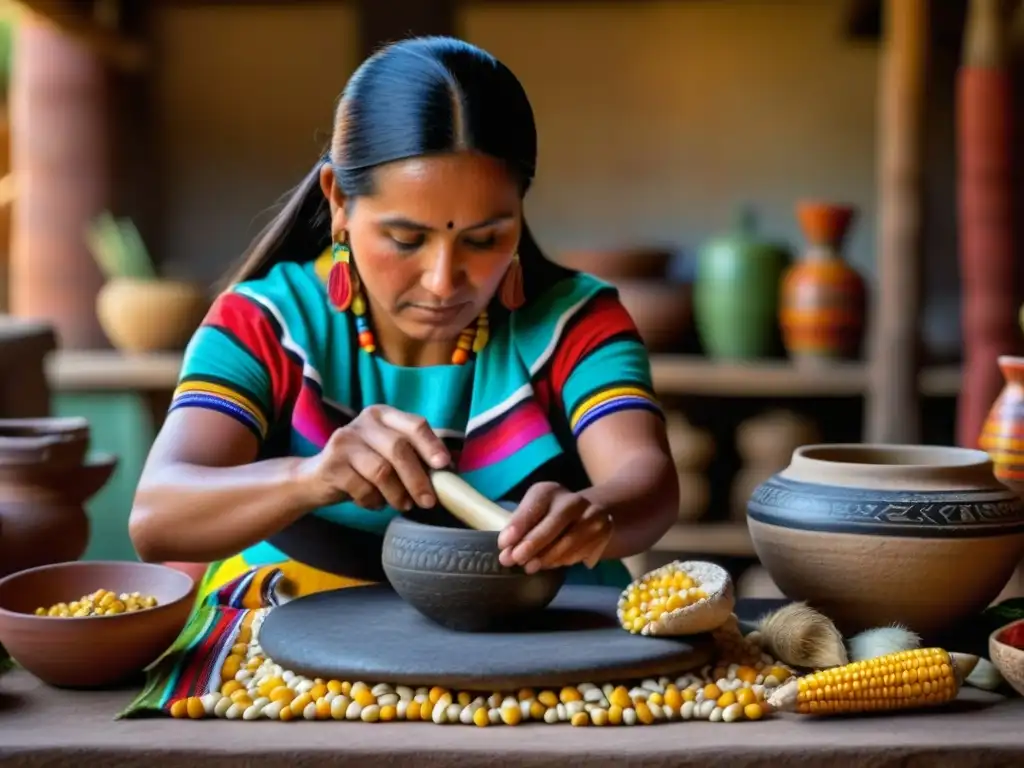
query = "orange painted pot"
xmin=779 ymin=202 xmax=866 ymax=363
xmin=979 ymin=356 xmax=1024 ymax=496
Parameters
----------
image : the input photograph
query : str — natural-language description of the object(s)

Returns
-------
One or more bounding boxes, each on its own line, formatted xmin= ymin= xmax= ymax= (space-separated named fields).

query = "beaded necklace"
xmin=351 ymin=291 xmax=490 ymax=366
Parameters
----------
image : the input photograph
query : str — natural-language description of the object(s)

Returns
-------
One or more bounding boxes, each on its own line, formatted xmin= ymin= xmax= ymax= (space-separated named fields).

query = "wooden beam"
xmin=356 ymin=0 xmax=456 ymax=59
xmin=865 ymin=0 xmax=928 ymax=443
xmin=12 ymin=0 xmax=147 ymax=72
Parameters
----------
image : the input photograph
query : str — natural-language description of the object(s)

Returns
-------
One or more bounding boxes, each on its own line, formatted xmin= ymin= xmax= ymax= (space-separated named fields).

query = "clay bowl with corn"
xmin=988 ymin=618 xmax=1024 ymax=696
xmin=0 ymin=560 xmax=196 ymax=688
xmin=382 ymin=472 xmax=567 ymax=632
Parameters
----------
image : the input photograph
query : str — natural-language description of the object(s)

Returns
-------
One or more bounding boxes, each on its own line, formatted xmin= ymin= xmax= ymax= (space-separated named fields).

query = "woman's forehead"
xmin=361 ymin=152 xmax=520 ymax=224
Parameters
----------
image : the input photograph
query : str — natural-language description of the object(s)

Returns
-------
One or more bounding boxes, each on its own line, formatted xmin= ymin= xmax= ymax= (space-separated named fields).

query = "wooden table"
xmin=2 ymin=669 xmax=1023 ymax=767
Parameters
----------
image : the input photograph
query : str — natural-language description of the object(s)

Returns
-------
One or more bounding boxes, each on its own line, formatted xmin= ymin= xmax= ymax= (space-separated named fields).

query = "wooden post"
xmin=8 ymin=14 xmax=112 ymax=349
xmin=865 ymin=0 xmax=928 ymax=444
xmin=957 ymin=0 xmax=1019 ymax=449
xmin=357 ymin=0 xmax=457 ymax=59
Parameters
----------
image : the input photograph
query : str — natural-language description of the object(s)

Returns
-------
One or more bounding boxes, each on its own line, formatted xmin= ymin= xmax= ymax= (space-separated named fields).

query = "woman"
xmin=129 ymin=36 xmax=678 ymax=599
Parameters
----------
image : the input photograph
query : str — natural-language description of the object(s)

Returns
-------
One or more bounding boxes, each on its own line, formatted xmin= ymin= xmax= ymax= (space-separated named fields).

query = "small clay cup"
xmin=989 ymin=618 xmax=1024 ymax=696
xmin=0 ymin=560 xmax=196 ymax=688
xmin=382 ymin=515 xmax=567 ymax=632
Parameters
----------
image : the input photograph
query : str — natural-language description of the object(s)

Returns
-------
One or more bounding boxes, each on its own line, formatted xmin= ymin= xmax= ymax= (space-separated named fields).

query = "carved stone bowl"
xmin=381 ymin=515 xmax=567 ymax=632
xmin=746 ymin=444 xmax=1024 ymax=638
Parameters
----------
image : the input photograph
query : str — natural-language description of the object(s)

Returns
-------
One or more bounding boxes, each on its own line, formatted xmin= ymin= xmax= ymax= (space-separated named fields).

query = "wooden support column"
xmin=865 ymin=0 xmax=928 ymax=444
xmin=357 ymin=0 xmax=457 ymax=59
xmin=957 ymin=0 xmax=1018 ymax=449
xmin=8 ymin=14 xmax=112 ymax=349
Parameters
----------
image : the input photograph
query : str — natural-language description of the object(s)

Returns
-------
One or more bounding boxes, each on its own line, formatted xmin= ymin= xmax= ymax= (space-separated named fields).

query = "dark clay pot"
xmin=0 ymin=417 xmax=118 ymax=578
xmin=381 ymin=515 xmax=567 ymax=632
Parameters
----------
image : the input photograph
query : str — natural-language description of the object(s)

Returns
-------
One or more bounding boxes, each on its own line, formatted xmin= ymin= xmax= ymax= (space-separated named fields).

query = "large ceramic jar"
xmin=0 ymin=417 xmax=117 ymax=577
xmin=980 ymin=355 xmax=1024 ymax=496
xmin=779 ymin=202 xmax=866 ymax=363
xmin=746 ymin=444 xmax=1024 ymax=637
xmin=694 ymin=207 xmax=789 ymax=360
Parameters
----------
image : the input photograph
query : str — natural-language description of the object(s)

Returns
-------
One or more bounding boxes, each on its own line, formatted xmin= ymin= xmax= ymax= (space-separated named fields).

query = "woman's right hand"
xmin=301 ymin=405 xmax=452 ymax=512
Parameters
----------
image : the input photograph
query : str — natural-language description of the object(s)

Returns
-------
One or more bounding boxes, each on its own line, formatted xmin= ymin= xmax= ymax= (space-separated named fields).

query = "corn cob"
xmin=767 ymin=647 xmax=980 ymax=716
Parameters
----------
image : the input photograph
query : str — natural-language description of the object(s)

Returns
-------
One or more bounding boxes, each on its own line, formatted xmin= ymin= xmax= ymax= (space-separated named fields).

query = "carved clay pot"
xmin=979 ymin=355 xmax=1024 ymax=497
xmin=381 ymin=515 xmax=567 ymax=632
xmin=746 ymin=444 xmax=1024 ymax=638
xmin=0 ymin=417 xmax=117 ymax=578
xmin=96 ymin=277 xmax=209 ymax=353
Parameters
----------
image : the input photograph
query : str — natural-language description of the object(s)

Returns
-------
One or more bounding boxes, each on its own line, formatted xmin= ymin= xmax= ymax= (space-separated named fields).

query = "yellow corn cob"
xmin=767 ymin=648 xmax=979 ymax=716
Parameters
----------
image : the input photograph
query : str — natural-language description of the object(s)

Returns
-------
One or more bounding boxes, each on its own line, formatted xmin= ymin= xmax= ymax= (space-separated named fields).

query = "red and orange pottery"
xmin=779 ymin=202 xmax=867 ymax=364
xmin=979 ymin=356 xmax=1024 ymax=497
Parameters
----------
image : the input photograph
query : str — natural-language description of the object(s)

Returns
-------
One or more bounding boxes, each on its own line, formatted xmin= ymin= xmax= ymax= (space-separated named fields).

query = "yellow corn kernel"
xmin=570 ymin=711 xmax=589 ymax=727
xmin=716 ymin=690 xmax=736 ymax=708
xmin=634 ymin=701 xmax=655 ymax=725
xmin=736 ymin=688 xmax=757 ymax=707
xmin=473 ymin=707 xmax=490 ymax=727
xmin=529 ymin=701 xmax=546 ymax=719
xmin=768 ymin=648 xmax=967 ymax=716
xmin=735 ymin=666 xmax=758 ymax=684
xmin=607 ymin=705 xmax=623 ymax=725
xmin=559 ymin=687 xmax=581 ymax=703
xmin=648 ymin=691 xmax=664 ymax=706
xmin=315 ymin=698 xmax=332 ymax=719
xmin=309 ymin=683 xmax=328 ymax=700
xmin=220 ymin=680 xmax=244 ymax=697
xmin=257 ymin=676 xmax=283 ymax=697
xmin=609 ymin=686 xmax=632 ymax=708
xmin=326 ymin=680 xmax=344 ymax=695
xmin=353 ymin=688 xmax=376 ymax=708
xmin=428 ymin=686 xmax=447 ymax=703
xmin=537 ymin=690 xmax=559 ymax=707
xmin=169 ymin=699 xmax=188 ymax=718
xmin=269 ymin=686 xmax=294 ymax=703
xmin=500 ymin=705 xmax=522 ymax=725
xmin=744 ymin=702 xmax=765 ymax=720
xmin=703 ymin=683 xmax=721 ymax=700
xmin=379 ymin=704 xmax=397 ymax=721
xmin=663 ymin=686 xmax=683 ymax=710
xmin=405 ymin=701 xmax=421 ymax=721
xmin=457 ymin=691 xmax=472 ymax=707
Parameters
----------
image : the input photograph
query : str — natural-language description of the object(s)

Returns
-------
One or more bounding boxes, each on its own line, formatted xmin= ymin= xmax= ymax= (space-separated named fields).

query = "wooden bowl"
xmin=96 ymin=277 xmax=209 ymax=353
xmin=554 ymin=248 xmax=673 ymax=280
xmin=381 ymin=515 xmax=567 ymax=632
xmin=615 ymin=280 xmax=693 ymax=353
xmin=0 ymin=560 xmax=196 ymax=688
xmin=989 ymin=618 xmax=1024 ymax=696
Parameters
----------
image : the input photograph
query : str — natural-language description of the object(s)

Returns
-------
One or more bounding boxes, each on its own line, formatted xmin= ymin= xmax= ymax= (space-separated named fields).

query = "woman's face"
xmin=322 ymin=151 xmax=522 ymax=343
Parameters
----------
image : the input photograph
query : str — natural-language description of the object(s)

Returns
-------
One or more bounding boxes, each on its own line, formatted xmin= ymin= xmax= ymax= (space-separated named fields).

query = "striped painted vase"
xmin=979 ymin=356 xmax=1024 ymax=496
xmin=780 ymin=202 xmax=866 ymax=363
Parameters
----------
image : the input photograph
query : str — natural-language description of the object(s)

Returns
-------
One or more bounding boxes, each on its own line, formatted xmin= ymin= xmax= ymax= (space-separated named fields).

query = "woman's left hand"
xmin=496 ymin=482 xmax=613 ymax=573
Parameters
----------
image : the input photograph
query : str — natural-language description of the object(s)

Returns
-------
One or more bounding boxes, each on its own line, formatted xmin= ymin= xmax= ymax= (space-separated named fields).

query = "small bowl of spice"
xmin=988 ymin=617 xmax=1024 ymax=697
xmin=0 ymin=560 xmax=196 ymax=688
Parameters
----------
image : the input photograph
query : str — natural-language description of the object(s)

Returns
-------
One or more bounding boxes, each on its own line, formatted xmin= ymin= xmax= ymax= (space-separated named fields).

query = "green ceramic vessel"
xmin=694 ymin=207 xmax=789 ymax=360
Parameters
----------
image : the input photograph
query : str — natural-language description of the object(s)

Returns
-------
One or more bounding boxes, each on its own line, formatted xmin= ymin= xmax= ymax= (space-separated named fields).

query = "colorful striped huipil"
xmin=169 ymin=248 xmax=663 ymax=599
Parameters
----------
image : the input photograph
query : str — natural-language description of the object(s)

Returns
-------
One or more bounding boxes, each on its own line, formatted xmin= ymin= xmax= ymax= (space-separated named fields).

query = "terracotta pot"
xmin=735 ymin=409 xmax=820 ymax=466
xmin=746 ymin=444 xmax=1024 ymax=638
xmin=780 ymin=202 xmax=867 ymax=363
xmin=615 ymin=280 xmax=692 ymax=353
xmin=96 ymin=277 xmax=209 ymax=353
xmin=0 ymin=560 xmax=195 ymax=688
xmin=381 ymin=515 xmax=566 ymax=632
xmin=979 ymin=355 xmax=1024 ymax=496
xmin=553 ymin=248 xmax=672 ymax=280
xmin=0 ymin=417 xmax=117 ymax=578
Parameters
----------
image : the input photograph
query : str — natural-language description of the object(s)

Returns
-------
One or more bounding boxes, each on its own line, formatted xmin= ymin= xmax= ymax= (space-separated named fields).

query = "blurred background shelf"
xmin=47 ymin=350 xmax=963 ymax=398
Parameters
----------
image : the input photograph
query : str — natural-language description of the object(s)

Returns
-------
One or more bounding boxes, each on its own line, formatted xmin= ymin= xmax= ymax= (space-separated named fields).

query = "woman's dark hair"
xmin=226 ymin=36 xmax=572 ymax=299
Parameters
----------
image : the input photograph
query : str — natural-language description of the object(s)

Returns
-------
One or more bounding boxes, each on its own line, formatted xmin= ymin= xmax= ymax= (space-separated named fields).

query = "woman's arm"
xmin=576 ymin=409 xmax=678 ymax=560
xmin=129 ymin=409 xmax=324 ymax=563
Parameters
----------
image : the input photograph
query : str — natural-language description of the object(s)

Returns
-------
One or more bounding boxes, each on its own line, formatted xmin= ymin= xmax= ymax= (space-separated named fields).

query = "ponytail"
xmin=220 ymin=158 xmax=332 ymax=289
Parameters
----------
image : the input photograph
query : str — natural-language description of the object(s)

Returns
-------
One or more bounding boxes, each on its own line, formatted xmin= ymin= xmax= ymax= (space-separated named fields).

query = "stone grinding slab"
xmin=260 ymin=584 xmax=716 ymax=690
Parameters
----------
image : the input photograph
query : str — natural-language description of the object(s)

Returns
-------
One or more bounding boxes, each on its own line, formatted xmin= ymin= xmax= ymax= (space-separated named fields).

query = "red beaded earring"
xmin=499 ymin=251 xmax=525 ymax=311
xmin=328 ymin=239 xmax=359 ymax=312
